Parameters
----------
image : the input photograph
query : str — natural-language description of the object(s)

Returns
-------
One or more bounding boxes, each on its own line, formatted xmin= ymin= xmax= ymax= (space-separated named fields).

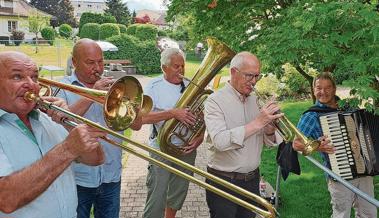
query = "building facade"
xmin=70 ymin=0 xmax=106 ymax=21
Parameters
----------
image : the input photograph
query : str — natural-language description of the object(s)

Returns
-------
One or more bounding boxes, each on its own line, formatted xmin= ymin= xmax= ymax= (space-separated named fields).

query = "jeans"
xmin=206 ymin=169 xmax=260 ymax=218
xmin=76 ymin=181 xmax=121 ymax=218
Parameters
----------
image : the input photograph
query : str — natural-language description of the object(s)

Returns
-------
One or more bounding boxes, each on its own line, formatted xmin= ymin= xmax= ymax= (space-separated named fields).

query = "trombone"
xmin=31 ymin=76 xmax=278 ymax=218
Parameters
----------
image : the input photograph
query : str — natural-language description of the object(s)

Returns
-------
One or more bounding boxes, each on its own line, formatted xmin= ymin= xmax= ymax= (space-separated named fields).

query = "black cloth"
xmin=276 ymin=141 xmax=301 ymax=181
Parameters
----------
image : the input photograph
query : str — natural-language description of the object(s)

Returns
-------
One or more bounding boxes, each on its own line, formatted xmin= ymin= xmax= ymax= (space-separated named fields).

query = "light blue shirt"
xmin=57 ymin=73 xmax=122 ymax=188
xmin=144 ymin=75 xmax=189 ymax=149
xmin=0 ymin=109 xmax=77 ymax=218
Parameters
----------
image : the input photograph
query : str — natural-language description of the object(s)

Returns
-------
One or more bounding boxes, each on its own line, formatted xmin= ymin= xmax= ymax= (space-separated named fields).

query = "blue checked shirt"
xmin=297 ymin=100 xmax=332 ymax=171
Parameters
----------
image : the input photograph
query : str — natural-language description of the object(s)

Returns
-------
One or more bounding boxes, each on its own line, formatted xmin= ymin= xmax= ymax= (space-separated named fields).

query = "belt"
xmin=207 ymin=167 xmax=259 ymax=182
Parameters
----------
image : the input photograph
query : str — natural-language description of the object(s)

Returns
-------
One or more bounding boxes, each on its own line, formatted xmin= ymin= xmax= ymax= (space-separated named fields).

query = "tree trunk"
xmin=295 ymin=64 xmax=315 ymax=103
xmin=35 ymin=33 xmax=39 ymax=53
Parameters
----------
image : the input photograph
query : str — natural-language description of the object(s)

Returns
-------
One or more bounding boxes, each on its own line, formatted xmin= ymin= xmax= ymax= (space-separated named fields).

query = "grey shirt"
xmin=204 ymin=82 xmax=275 ymax=173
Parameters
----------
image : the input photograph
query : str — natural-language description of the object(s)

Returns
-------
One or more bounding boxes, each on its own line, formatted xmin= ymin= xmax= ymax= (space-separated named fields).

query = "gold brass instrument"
xmin=24 ymin=90 xmax=278 ymax=218
xmin=254 ymin=89 xmax=320 ymax=156
xmin=158 ymin=37 xmax=236 ymax=156
xmin=38 ymin=76 xmax=153 ymax=131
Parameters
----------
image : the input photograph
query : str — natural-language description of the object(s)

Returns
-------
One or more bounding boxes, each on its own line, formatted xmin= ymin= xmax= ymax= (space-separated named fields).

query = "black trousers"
xmin=205 ymin=169 xmax=260 ymax=218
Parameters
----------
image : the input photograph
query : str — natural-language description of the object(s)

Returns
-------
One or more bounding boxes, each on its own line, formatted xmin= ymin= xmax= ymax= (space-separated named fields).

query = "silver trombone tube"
xmin=304 ymin=155 xmax=379 ymax=207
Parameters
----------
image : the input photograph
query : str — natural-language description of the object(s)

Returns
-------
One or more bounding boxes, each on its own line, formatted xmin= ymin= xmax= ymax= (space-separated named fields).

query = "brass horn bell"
xmin=38 ymin=76 xmax=152 ymax=131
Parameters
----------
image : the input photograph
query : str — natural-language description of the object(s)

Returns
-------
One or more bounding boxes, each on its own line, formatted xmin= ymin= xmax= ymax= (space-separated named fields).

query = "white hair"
xmin=160 ymin=47 xmax=185 ymax=67
xmin=230 ymin=52 xmax=251 ymax=69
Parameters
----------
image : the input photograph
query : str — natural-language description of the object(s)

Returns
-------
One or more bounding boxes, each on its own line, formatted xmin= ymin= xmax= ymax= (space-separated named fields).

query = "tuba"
xmin=158 ymin=37 xmax=236 ymax=156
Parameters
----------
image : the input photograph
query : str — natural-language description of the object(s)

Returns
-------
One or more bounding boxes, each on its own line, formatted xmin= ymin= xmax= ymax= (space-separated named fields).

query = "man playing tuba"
xmin=141 ymin=48 xmax=204 ymax=218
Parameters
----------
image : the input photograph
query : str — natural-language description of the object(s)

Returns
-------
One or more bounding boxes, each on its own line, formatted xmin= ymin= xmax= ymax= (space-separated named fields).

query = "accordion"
xmin=319 ymin=109 xmax=379 ymax=180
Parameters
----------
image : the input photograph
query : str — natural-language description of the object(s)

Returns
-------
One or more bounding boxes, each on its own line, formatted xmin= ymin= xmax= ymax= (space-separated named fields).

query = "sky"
xmin=124 ymin=0 xmax=167 ymax=12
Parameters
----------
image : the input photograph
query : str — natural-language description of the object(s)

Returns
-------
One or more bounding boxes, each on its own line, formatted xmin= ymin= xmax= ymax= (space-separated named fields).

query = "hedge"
xmin=125 ymin=24 xmax=138 ymax=35
xmin=41 ymin=26 xmax=55 ymax=45
xmin=80 ymin=23 xmax=100 ymax=40
xmin=134 ymin=24 xmax=158 ymax=41
xmin=118 ymin=24 xmax=127 ymax=33
xmin=105 ymin=34 xmax=161 ymax=75
xmin=99 ymin=23 xmax=120 ymax=40
xmin=79 ymin=12 xmax=116 ymax=35
xmin=59 ymin=24 xmax=73 ymax=38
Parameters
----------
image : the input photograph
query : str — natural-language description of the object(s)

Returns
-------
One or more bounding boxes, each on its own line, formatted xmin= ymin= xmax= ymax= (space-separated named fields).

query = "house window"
xmin=8 ymin=21 xmax=17 ymax=32
xmin=78 ymin=4 xmax=81 ymax=7
xmin=87 ymin=4 xmax=92 ymax=7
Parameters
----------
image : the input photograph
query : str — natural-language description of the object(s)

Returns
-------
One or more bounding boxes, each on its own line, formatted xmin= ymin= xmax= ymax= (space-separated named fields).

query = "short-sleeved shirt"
xmin=57 ymin=73 xmax=122 ymax=188
xmin=0 ymin=109 xmax=77 ymax=218
xmin=204 ymin=82 xmax=268 ymax=173
xmin=144 ymin=75 xmax=189 ymax=150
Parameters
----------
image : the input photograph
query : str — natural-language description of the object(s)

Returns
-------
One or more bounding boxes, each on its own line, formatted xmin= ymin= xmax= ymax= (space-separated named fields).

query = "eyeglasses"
xmin=235 ymin=68 xmax=262 ymax=81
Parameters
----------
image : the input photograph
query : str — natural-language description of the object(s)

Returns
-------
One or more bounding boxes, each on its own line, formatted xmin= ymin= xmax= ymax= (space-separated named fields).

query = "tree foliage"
xmin=30 ymin=0 xmax=77 ymax=27
xmin=28 ymin=11 xmax=50 ymax=53
xmin=167 ymin=0 xmax=379 ymax=112
xmin=104 ymin=0 xmax=131 ymax=25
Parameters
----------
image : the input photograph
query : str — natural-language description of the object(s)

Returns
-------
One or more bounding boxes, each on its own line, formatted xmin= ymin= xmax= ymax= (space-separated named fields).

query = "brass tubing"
xmin=26 ymin=92 xmax=277 ymax=218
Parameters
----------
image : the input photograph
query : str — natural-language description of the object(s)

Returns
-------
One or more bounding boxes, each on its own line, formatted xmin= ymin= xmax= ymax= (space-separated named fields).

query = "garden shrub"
xmin=79 ymin=12 xmax=116 ymax=35
xmin=134 ymin=24 xmax=158 ymax=41
xmin=99 ymin=23 xmax=120 ymax=40
xmin=105 ymin=34 xmax=161 ymax=75
xmin=118 ymin=24 xmax=127 ymax=33
xmin=80 ymin=23 xmax=100 ymax=40
xmin=41 ymin=27 xmax=55 ymax=45
xmin=59 ymin=24 xmax=73 ymax=38
xmin=125 ymin=24 xmax=138 ymax=35
xmin=11 ymin=30 xmax=25 ymax=46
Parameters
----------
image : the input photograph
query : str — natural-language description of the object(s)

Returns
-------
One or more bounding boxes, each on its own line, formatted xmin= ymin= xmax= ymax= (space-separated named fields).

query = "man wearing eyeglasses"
xmin=204 ymin=51 xmax=283 ymax=218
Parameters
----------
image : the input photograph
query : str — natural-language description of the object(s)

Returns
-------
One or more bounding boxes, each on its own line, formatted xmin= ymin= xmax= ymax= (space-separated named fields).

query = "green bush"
xmin=125 ymin=24 xmax=138 ymax=35
xmin=134 ymin=24 xmax=158 ymax=41
xmin=41 ymin=26 xmax=55 ymax=45
xmin=59 ymin=24 xmax=73 ymax=38
xmin=99 ymin=23 xmax=120 ymax=40
xmin=80 ymin=23 xmax=100 ymax=40
xmin=118 ymin=24 xmax=127 ymax=33
xmin=157 ymin=29 xmax=167 ymax=37
xmin=278 ymin=64 xmax=316 ymax=100
xmin=79 ymin=12 xmax=116 ymax=35
xmin=105 ymin=34 xmax=161 ymax=75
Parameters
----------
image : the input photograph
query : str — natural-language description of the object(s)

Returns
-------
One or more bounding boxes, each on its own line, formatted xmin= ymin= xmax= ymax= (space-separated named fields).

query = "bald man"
xmin=55 ymin=38 xmax=127 ymax=218
xmin=0 ymin=51 xmax=105 ymax=218
xmin=204 ymin=52 xmax=283 ymax=218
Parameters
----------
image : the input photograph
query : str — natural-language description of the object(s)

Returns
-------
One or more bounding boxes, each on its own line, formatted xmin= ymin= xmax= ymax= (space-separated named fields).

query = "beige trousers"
xmin=328 ymin=176 xmax=377 ymax=218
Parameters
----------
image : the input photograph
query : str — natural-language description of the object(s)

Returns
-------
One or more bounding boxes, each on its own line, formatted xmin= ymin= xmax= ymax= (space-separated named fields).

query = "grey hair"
xmin=160 ymin=47 xmax=185 ymax=67
xmin=230 ymin=51 xmax=256 ymax=70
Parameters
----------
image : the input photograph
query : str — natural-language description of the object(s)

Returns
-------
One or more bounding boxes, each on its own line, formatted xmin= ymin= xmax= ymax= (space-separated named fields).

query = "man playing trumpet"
xmin=204 ymin=51 xmax=283 ymax=218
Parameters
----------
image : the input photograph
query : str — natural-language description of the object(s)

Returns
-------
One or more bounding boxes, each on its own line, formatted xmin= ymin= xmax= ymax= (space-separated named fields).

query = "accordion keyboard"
xmin=320 ymin=113 xmax=354 ymax=180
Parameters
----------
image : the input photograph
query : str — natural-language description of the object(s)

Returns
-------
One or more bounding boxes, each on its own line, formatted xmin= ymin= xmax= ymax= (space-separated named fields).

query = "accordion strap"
xmin=303 ymin=105 xmax=338 ymax=115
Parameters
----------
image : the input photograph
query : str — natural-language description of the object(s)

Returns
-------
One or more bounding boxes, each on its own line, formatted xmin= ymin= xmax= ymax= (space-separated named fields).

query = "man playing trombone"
xmin=204 ymin=52 xmax=283 ymax=218
xmin=0 ymin=51 xmax=106 ymax=217
xmin=293 ymin=72 xmax=376 ymax=218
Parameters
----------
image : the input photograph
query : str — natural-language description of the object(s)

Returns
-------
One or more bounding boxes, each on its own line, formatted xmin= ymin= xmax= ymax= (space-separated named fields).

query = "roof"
xmin=0 ymin=0 xmax=53 ymax=18
xmin=71 ymin=0 xmax=106 ymax=3
xmin=136 ymin=9 xmax=167 ymax=26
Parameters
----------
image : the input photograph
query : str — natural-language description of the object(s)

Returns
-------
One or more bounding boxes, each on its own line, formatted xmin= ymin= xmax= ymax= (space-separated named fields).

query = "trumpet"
xmin=254 ymin=89 xmax=320 ymax=156
xmin=28 ymin=76 xmax=278 ymax=218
